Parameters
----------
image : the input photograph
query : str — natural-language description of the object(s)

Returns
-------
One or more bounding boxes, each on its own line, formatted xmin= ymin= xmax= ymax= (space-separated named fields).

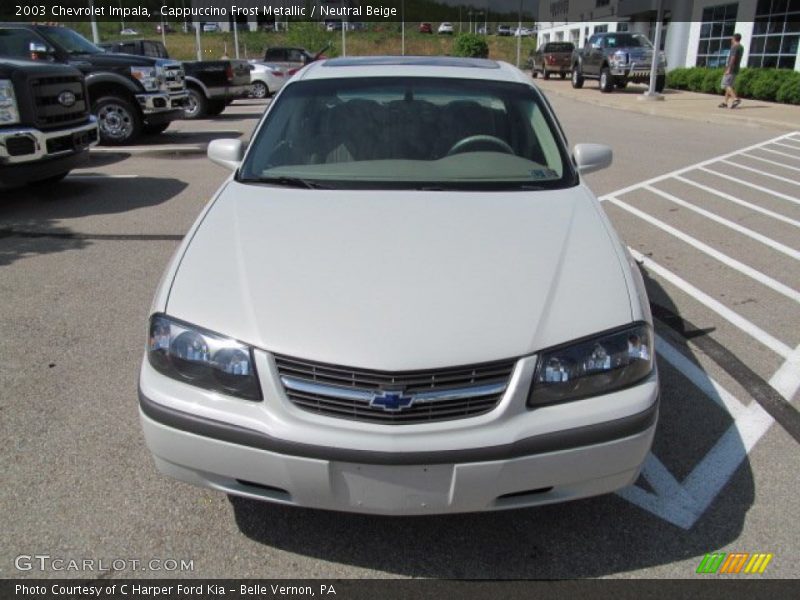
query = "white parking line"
xmin=721 ymin=159 xmax=800 ymax=187
xmin=740 ymin=152 xmax=800 ymax=173
xmin=758 ymin=147 xmax=800 ymax=161
xmin=772 ymin=141 xmax=800 ymax=151
xmin=91 ymin=144 xmax=207 ymax=154
xmin=609 ymin=197 xmax=800 ymax=303
xmin=674 ymin=175 xmax=800 ymax=229
xmin=66 ymin=174 xmax=139 ymax=179
xmin=644 ymin=185 xmax=800 ymax=259
xmin=655 ymin=335 xmax=749 ymax=419
xmin=700 ymin=167 xmax=800 ymax=206
xmin=598 ymin=132 xmax=800 ymax=200
xmin=628 ymin=248 xmax=793 ymax=359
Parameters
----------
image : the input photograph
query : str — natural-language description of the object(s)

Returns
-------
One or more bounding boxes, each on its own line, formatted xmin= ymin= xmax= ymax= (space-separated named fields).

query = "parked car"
xmin=99 ymin=39 xmax=252 ymax=119
xmin=496 ymin=25 xmax=512 ymax=36
xmin=419 ymin=22 xmax=433 ymax=34
xmin=514 ymin=27 xmax=533 ymax=37
xmin=248 ymin=61 xmax=286 ymax=98
xmin=156 ymin=24 xmax=175 ymax=35
xmin=262 ymin=45 xmax=329 ymax=71
xmin=139 ymin=56 xmax=658 ymax=516
xmin=0 ymin=24 xmax=187 ymax=144
xmin=0 ymin=58 xmax=98 ymax=186
xmin=202 ymin=23 xmax=220 ymax=33
xmin=532 ymin=41 xmax=575 ymax=79
xmin=438 ymin=22 xmax=454 ymax=35
xmin=120 ymin=28 xmax=139 ymax=36
xmin=571 ymin=32 xmax=666 ymax=93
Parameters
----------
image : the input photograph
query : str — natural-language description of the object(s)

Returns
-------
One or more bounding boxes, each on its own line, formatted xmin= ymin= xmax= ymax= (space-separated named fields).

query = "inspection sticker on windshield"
xmin=530 ymin=168 xmax=558 ymax=180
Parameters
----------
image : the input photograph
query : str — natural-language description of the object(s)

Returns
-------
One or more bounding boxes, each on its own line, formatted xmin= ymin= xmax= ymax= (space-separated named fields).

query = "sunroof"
xmin=322 ymin=56 xmax=500 ymax=69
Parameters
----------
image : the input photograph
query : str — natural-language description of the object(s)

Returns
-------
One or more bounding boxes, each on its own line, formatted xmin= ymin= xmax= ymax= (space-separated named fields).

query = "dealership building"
xmin=536 ymin=0 xmax=800 ymax=71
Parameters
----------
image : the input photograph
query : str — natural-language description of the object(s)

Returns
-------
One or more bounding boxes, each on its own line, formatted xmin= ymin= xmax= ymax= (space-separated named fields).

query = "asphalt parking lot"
xmin=1 ymin=89 xmax=798 ymax=579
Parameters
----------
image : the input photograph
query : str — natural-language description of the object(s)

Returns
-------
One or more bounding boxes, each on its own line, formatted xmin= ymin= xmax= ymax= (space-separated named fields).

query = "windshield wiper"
xmin=242 ymin=176 xmax=329 ymax=189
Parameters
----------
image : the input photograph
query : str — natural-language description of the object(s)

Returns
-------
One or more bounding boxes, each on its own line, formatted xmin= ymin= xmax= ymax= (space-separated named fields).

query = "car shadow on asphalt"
xmin=0 ymin=176 xmax=187 ymax=267
xmin=140 ymin=131 xmax=244 ymax=145
xmin=228 ymin=271 xmax=755 ymax=578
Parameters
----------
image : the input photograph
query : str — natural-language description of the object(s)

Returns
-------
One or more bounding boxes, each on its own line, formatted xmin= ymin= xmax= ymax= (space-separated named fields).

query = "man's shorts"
xmin=721 ymin=73 xmax=736 ymax=89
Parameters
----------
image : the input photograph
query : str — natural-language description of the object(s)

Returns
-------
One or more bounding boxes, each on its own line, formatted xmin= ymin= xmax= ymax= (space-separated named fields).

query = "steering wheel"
xmin=446 ymin=135 xmax=514 ymax=157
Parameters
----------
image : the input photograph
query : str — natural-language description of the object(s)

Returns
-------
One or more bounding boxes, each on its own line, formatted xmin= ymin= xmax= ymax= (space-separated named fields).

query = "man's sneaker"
xmin=718 ymin=102 xmax=728 ymax=108
xmin=731 ymin=99 xmax=741 ymax=109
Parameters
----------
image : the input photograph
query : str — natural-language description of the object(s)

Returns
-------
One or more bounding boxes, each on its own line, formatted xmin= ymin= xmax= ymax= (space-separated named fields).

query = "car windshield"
xmin=604 ymin=33 xmax=653 ymax=49
xmin=239 ymin=77 xmax=575 ymax=190
xmin=40 ymin=26 xmax=104 ymax=54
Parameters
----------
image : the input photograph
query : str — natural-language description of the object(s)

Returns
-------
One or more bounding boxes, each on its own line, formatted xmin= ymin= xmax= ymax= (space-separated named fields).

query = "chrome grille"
xmin=163 ymin=65 xmax=185 ymax=92
xmin=30 ymin=75 xmax=88 ymax=130
xmin=274 ymin=354 xmax=516 ymax=424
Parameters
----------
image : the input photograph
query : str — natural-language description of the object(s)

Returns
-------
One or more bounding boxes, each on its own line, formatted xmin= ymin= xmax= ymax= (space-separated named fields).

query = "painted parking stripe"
xmin=628 ymin=248 xmax=793 ymax=359
xmin=66 ymin=174 xmax=139 ymax=179
xmin=772 ymin=141 xmax=800 ymax=151
xmin=674 ymin=175 xmax=800 ymax=229
xmin=721 ymin=159 xmax=800 ymax=187
xmin=598 ymin=132 xmax=800 ymax=200
xmin=644 ymin=185 xmax=800 ymax=259
xmin=740 ymin=152 xmax=800 ymax=173
xmin=609 ymin=197 xmax=800 ymax=303
xmin=655 ymin=335 xmax=749 ymax=419
xmin=699 ymin=167 xmax=800 ymax=207
xmin=759 ymin=147 xmax=800 ymax=161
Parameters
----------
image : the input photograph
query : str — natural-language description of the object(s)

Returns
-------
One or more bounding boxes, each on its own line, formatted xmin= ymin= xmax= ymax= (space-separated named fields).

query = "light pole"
xmin=642 ymin=0 xmax=665 ymax=100
xmin=89 ymin=0 xmax=100 ymax=43
xmin=195 ymin=20 xmax=202 ymax=61
xmin=516 ymin=0 xmax=523 ymax=67
xmin=401 ymin=0 xmax=405 ymax=56
xmin=233 ymin=18 xmax=240 ymax=59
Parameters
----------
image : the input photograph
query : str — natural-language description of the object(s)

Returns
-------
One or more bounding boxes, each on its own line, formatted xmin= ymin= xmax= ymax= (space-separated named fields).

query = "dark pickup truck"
xmin=0 ymin=24 xmax=187 ymax=144
xmin=99 ymin=39 xmax=251 ymax=119
xmin=1 ymin=58 xmax=98 ymax=186
xmin=571 ymin=31 xmax=666 ymax=93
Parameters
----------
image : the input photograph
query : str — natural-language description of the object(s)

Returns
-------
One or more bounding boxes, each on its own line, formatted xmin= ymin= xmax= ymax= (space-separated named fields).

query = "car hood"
xmin=166 ymin=183 xmax=633 ymax=370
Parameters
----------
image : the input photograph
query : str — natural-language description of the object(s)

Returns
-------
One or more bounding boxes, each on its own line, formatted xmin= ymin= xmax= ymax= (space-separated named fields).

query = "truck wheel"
xmin=206 ymin=100 xmax=226 ymax=116
xmin=599 ymin=67 xmax=614 ymax=93
xmin=251 ymin=81 xmax=269 ymax=98
xmin=615 ymin=79 xmax=628 ymax=89
xmin=571 ymin=66 xmax=584 ymax=89
xmin=531 ymin=66 xmax=538 ymax=79
xmin=183 ymin=87 xmax=207 ymax=120
xmin=655 ymin=74 xmax=666 ymax=93
xmin=542 ymin=69 xmax=550 ymax=80
xmin=142 ymin=122 xmax=170 ymax=135
xmin=560 ymin=72 xmax=567 ymax=79
xmin=93 ymin=96 xmax=142 ymax=145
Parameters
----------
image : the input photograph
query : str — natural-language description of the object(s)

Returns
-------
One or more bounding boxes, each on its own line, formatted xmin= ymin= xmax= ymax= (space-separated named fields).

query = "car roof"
xmin=296 ymin=56 xmax=529 ymax=84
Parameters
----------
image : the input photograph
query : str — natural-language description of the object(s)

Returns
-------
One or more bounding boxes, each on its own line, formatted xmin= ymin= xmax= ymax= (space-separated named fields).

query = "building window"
xmin=570 ymin=28 xmax=580 ymax=44
xmin=617 ymin=22 xmax=629 ymax=32
xmin=749 ymin=0 xmax=800 ymax=69
xmin=696 ymin=4 xmax=739 ymax=67
xmin=596 ymin=0 xmax=611 ymax=7
xmin=594 ymin=25 xmax=609 ymax=33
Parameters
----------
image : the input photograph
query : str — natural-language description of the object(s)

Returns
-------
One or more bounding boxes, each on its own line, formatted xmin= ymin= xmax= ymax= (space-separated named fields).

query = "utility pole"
xmin=642 ymin=0 xmax=665 ymax=100
xmin=195 ymin=21 xmax=202 ymax=61
xmin=233 ymin=18 xmax=240 ymax=58
xmin=516 ymin=0 xmax=523 ymax=67
xmin=89 ymin=0 xmax=100 ymax=43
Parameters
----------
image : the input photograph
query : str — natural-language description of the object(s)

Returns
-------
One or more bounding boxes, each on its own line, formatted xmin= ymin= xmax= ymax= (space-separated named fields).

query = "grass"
xmin=70 ymin=21 xmax=536 ymax=64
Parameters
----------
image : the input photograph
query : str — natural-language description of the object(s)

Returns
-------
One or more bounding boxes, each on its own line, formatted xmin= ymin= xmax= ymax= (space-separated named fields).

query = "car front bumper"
xmin=136 ymin=91 xmax=189 ymax=115
xmin=0 ymin=118 xmax=98 ymax=185
xmin=139 ymin=353 xmax=658 ymax=515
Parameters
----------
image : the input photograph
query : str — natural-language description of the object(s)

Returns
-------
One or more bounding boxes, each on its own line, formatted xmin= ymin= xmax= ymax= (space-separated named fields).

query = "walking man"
xmin=719 ymin=33 xmax=744 ymax=109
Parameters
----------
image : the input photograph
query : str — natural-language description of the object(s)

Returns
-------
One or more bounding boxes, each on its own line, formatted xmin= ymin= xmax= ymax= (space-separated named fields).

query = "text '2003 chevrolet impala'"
xmin=139 ymin=57 xmax=658 ymax=515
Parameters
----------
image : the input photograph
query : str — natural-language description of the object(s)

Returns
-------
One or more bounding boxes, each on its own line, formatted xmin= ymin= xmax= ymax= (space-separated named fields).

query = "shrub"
xmin=776 ymin=72 xmax=800 ymax=104
xmin=701 ymin=68 xmax=725 ymax=94
xmin=666 ymin=67 xmax=691 ymax=90
xmin=453 ymin=33 xmax=489 ymax=58
xmin=664 ymin=66 xmax=799 ymax=104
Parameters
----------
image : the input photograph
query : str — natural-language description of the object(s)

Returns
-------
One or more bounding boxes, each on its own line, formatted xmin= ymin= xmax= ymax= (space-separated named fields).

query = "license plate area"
xmin=330 ymin=462 xmax=454 ymax=511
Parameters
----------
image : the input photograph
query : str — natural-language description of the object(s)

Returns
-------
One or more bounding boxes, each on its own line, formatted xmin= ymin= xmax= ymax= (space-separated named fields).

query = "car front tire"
xmin=571 ymin=66 xmax=584 ymax=89
xmin=183 ymin=87 xmax=207 ymax=120
xmin=600 ymin=67 xmax=614 ymax=93
xmin=251 ymin=81 xmax=269 ymax=99
xmin=93 ymin=96 xmax=142 ymax=145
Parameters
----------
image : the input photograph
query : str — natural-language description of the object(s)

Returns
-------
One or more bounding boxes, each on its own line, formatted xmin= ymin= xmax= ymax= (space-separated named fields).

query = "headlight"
xmin=610 ymin=51 xmax=628 ymax=67
xmin=528 ymin=323 xmax=654 ymax=406
xmin=147 ymin=314 xmax=262 ymax=401
xmin=0 ymin=79 xmax=20 ymax=125
xmin=130 ymin=66 xmax=159 ymax=92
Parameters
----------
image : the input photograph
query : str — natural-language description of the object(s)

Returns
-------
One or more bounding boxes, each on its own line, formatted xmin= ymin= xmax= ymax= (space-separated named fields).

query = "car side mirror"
xmin=208 ymin=139 xmax=244 ymax=170
xmin=573 ymin=143 xmax=612 ymax=175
